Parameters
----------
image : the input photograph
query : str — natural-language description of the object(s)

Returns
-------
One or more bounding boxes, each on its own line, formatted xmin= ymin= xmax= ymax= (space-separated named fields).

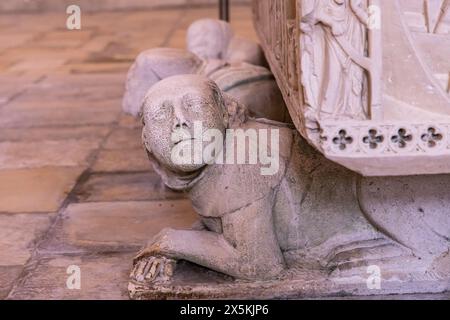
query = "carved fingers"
xmin=130 ymin=255 xmax=177 ymax=284
xmin=130 ymin=228 xmax=178 ymax=283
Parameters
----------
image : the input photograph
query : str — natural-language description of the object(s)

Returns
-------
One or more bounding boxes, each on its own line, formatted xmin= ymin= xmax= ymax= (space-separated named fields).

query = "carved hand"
xmin=130 ymin=254 xmax=177 ymax=284
xmin=130 ymin=230 xmax=177 ymax=284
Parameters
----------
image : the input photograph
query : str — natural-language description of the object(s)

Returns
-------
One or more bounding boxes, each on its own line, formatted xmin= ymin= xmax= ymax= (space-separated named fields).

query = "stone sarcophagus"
xmin=124 ymin=1 xmax=450 ymax=299
xmin=253 ymin=0 xmax=450 ymax=176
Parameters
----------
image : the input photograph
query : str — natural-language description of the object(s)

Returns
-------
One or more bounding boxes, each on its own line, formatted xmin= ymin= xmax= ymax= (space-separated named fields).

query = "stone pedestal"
xmin=123 ymin=0 xmax=450 ymax=299
xmin=129 ymin=261 xmax=450 ymax=300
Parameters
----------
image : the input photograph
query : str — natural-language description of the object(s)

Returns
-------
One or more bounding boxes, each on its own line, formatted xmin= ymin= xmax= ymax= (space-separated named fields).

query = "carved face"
xmin=142 ymin=75 xmax=228 ymax=173
xmin=187 ymin=19 xmax=233 ymax=60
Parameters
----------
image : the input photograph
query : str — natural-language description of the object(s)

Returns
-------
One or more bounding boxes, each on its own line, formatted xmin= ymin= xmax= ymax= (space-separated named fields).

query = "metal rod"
xmin=219 ymin=0 xmax=230 ymax=22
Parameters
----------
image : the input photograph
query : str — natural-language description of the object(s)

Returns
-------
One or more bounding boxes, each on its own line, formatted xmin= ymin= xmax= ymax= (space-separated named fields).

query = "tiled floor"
xmin=0 ymin=5 xmax=256 ymax=300
xmin=1 ymin=5 xmax=448 ymax=301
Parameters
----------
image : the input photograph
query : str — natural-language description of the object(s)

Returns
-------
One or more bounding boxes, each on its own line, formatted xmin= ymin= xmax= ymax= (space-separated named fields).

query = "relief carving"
xmin=300 ymin=0 xmax=382 ymax=122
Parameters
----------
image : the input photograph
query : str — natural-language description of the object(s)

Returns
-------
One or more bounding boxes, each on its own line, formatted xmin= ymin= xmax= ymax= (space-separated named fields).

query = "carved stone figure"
xmin=253 ymin=0 xmax=450 ymax=177
xmin=123 ymin=0 xmax=450 ymax=299
xmin=129 ymin=75 xmax=450 ymax=297
xmin=187 ymin=18 xmax=267 ymax=67
xmin=301 ymin=0 xmax=369 ymax=120
xmin=122 ymin=19 xmax=290 ymax=123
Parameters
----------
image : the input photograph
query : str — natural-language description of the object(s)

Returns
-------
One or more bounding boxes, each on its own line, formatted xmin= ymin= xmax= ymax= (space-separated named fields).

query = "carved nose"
xmin=174 ymin=120 xmax=188 ymax=129
xmin=173 ymin=107 xmax=190 ymax=130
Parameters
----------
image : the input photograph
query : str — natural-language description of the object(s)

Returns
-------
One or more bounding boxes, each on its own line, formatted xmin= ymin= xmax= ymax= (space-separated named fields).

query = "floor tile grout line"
xmin=4 ymin=111 xmax=155 ymax=298
xmin=4 ymin=103 xmax=123 ymax=299
xmin=0 ymin=5 xmax=254 ymax=298
xmin=35 ymin=248 xmax=140 ymax=260
xmin=4 ymin=168 xmax=92 ymax=299
xmin=0 ymin=211 xmax=52 ymax=216
xmin=0 ymin=75 xmax=47 ymax=111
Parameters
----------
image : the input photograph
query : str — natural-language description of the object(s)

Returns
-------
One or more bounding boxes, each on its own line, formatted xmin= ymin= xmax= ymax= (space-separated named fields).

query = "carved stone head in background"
xmin=187 ymin=18 xmax=266 ymax=66
xmin=187 ymin=18 xmax=234 ymax=60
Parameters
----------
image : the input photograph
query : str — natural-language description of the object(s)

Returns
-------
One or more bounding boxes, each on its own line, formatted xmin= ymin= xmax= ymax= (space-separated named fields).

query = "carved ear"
xmin=141 ymin=122 xmax=151 ymax=154
xmin=222 ymin=93 xmax=248 ymax=127
xmin=137 ymin=101 xmax=145 ymax=118
xmin=209 ymin=81 xmax=229 ymax=128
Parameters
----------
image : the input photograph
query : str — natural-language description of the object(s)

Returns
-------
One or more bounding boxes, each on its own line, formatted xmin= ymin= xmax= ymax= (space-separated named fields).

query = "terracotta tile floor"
xmin=1 ymin=5 xmax=448 ymax=300
xmin=0 ymin=5 xmax=255 ymax=300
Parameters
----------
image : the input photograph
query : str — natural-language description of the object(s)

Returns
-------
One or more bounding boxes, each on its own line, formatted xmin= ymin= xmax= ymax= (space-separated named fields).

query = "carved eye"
xmin=152 ymin=101 xmax=172 ymax=121
xmin=186 ymin=99 xmax=207 ymax=113
xmin=332 ymin=0 xmax=345 ymax=5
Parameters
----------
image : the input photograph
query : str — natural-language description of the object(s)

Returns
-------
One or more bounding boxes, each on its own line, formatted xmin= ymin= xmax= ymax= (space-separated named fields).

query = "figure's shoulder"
xmin=226 ymin=36 xmax=267 ymax=67
xmin=241 ymin=118 xmax=296 ymax=158
xmin=135 ymin=47 xmax=202 ymax=76
xmin=248 ymin=118 xmax=296 ymax=130
xmin=189 ymin=120 xmax=295 ymax=217
xmin=190 ymin=161 xmax=287 ymax=218
xmin=209 ymin=62 xmax=273 ymax=89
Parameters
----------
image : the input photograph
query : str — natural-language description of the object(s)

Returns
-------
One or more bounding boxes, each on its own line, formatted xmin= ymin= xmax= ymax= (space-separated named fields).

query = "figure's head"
xmin=142 ymin=75 xmax=229 ymax=173
xmin=187 ymin=19 xmax=234 ymax=60
xmin=123 ymin=48 xmax=202 ymax=117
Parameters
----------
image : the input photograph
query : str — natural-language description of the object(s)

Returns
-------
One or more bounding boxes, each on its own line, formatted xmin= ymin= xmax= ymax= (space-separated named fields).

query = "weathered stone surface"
xmin=8 ymin=59 xmax=67 ymax=74
xmin=0 ymin=214 xmax=51 ymax=266
xmin=1 ymin=47 xmax=86 ymax=63
xmin=6 ymin=84 xmax=124 ymax=108
xmin=0 ymin=167 xmax=84 ymax=213
xmin=36 ymin=30 xmax=94 ymax=49
xmin=166 ymin=7 xmax=257 ymax=48
xmin=254 ymin=0 xmax=450 ymax=176
xmin=0 ymin=0 xmax=251 ymax=13
xmin=131 ymin=73 xmax=450 ymax=297
xmin=0 ymin=105 xmax=120 ymax=128
xmin=3 ymin=43 xmax=119 ymax=80
xmin=75 ymin=172 xmax=185 ymax=202
xmin=0 ymin=126 xmax=110 ymax=143
xmin=0 ymin=138 xmax=101 ymax=169
xmin=83 ymin=40 xmax=138 ymax=64
xmin=414 ymin=32 xmax=450 ymax=77
xmin=0 ymin=57 xmax=19 ymax=75
xmin=61 ymin=62 xmax=130 ymax=75
xmin=122 ymin=19 xmax=284 ymax=119
xmin=0 ymin=0 xmax=182 ymax=12
xmin=92 ymin=148 xmax=150 ymax=173
xmin=0 ymin=33 xmax=34 ymax=50
xmin=0 ymin=6 xmax=269 ymax=300
xmin=118 ymin=114 xmax=142 ymax=129
xmin=41 ymin=74 xmax=126 ymax=88
xmin=187 ymin=18 xmax=264 ymax=66
xmin=129 ymin=262 xmax=450 ymax=300
xmin=47 ymin=200 xmax=197 ymax=251
xmin=0 ymin=12 xmax=65 ymax=33
xmin=0 ymin=3 xmax=448 ymax=301
xmin=0 ymin=266 xmax=23 ymax=299
xmin=326 ymin=292 xmax=450 ymax=300
xmin=8 ymin=253 xmax=134 ymax=300
xmin=103 ymin=128 xmax=143 ymax=150
xmin=3 ymin=98 xmax=122 ymax=111
xmin=0 ymin=75 xmax=40 ymax=105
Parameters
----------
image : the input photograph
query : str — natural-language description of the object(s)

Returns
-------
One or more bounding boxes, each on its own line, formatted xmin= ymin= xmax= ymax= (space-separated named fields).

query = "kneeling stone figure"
xmin=130 ymin=75 xmax=450 ymax=286
xmin=122 ymin=19 xmax=290 ymax=123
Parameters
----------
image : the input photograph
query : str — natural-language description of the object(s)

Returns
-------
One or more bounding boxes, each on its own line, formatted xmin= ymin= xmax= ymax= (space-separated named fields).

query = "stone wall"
xmin=0 ymin=0 xmax=250 ymax=13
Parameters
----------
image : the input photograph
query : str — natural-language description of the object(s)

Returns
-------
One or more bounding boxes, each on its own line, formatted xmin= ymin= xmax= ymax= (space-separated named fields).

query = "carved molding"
xmin=320 ymin=122 xmax=449 ymax=155
xmin=253 ymin=0 xmax=450 ymax=176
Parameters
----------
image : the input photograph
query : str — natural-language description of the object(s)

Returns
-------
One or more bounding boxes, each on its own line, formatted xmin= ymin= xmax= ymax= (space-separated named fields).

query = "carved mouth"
xmin=174 ymin=138 xmax=196 ymax=146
